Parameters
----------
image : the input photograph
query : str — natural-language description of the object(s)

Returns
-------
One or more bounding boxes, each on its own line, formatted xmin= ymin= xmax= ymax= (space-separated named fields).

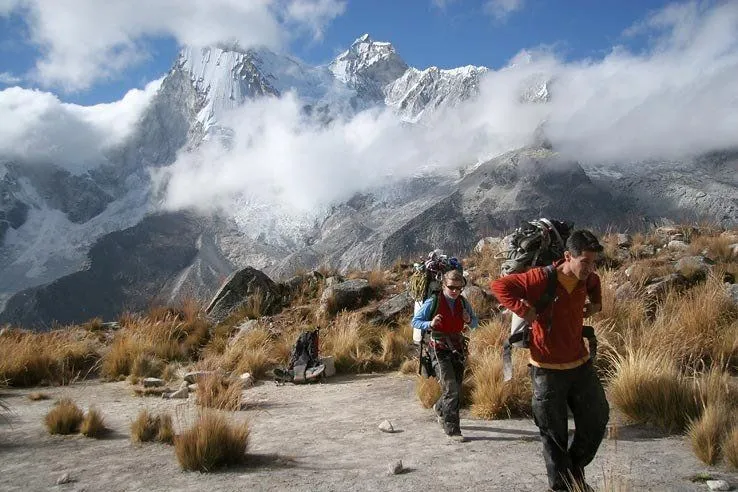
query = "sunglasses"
xmin=445 ymin=284 xmax=463 ymax=292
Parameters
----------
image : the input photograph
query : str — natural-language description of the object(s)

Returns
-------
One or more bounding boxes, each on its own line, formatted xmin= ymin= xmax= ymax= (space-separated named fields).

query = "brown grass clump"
xmin=44 ymin=398 xmax=84 ymax=435
xmin=688 ymin=234 xmax=737 ymax=262
xmin=0 ymin=329 xmax=100 ymax=387
xmin=27 ymin=392 xmax=51 ymax=401
xmin=468 ymin=349 xmax=531 ymax=419
xmin=321 ymin=312 xmax=380 ymax=373
xmin=101 ymin=311 xmax=211 ymax=380
xmin=215 ymin=325 xmax=282 ymax=380
xmin=687 ymin=401 xmax=732 ymax=465
xmin=723 ymin=425 xmax=738 ymax=470
xmin=644 ymin=275 xmax=737 ymax=368
xmin=131 ymin=409 xmax=174 ymax=444
xmin=174 ymin=412 xmax=250 ymax=472
xmin=377 ymin=326 xmax=412 ymax=369
xmin=607 ymin=348 xmax=699 ymax=433
xmin=196 ymin=373 xmax=243 ymax=411
xmin=399 ymin=358 xmax=419 ymax=374
xmin=415 ymin=376 xmax=441 ymax=409
xmin=367 ymin=269 xmax=387 ymax=290
xmin=80 ymin=408 xmax=108 ymax=438
xmin=130 ymin=353 xmax=165 ymax=380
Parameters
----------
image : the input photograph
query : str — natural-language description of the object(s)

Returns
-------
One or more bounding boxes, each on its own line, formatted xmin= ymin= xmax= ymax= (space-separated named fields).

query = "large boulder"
xmin=205 ymin=267 xmax=284 ymax=324
xmin=320 ymin=278 xmax=377 ymax=316
xmin=368 ymin=291 xmax=414 ymax=325
xmin=674 ymin=255 xmax=714 ymax=280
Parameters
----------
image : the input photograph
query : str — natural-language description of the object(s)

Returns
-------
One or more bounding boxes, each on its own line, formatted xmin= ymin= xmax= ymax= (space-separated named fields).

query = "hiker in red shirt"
xmin=490 ymin=230 xmax=609 ymax=492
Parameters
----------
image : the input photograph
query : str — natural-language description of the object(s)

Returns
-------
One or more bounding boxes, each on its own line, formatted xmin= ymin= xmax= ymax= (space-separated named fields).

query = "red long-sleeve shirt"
xmin=490 ymin=263 xmax=601 ymax=369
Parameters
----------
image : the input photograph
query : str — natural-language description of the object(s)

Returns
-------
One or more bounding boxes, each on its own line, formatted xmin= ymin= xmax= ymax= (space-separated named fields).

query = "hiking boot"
xmin=446 ymin=431 xmax=467 ymax=443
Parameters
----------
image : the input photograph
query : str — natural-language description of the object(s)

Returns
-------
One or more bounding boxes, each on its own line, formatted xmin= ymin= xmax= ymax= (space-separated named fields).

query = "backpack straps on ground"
xmin=503 ymin=265 xmax=558 ymax=381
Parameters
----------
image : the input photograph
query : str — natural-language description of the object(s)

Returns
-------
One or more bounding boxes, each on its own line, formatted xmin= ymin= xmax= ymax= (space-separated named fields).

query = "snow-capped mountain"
xmin=1 ymin=33 xmax=736 ymax=329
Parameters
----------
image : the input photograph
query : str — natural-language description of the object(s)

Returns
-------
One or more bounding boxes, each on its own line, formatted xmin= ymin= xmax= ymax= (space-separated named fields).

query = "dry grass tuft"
xmin=607 ymin=348 xmax=699 ymax=433
xmin=174 ymin=412 xmax=250 ymax=472
xmin=724 ymin=424 xmax=738 ymax=470
xmin=377 ymin=328 xmax=411 ymax=369
xmin=214 ymin=325 xmax=283 ymax=380
xmin=27 ymin=392 xmax=50 ymax=401
xmin=687 ymin=401 xmax=731 ymax=465
xmin=80 ymin=407 xmax=108 ymax=438
xmin=130 ymin=353 xmax=165 ymax=379
xmin=415 ymin=376 xmax=441 ymax=409
xmin=321 ymin=313 xmax=380 ymax=373
xmin=468 ymin=349 xmax=531 ymax=419
xmin=0 ymin=329 xmax=100 ymax=387
xmin=399 ymin=358 xmax=419 ymax=375
xmin=367 ymin=269 xmax=387 ymax=290
xmin=44 ymin=398 xmax=84 ymax=435
xmin=131 ymin=409 xmax=174 ymax=444
xmin=196 ymin=373 xmax=243 ymax=411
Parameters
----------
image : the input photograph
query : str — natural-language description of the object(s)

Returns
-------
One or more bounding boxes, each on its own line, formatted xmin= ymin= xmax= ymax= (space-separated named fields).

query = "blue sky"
xmin=0 ymin=0 xmax=678 ymax=105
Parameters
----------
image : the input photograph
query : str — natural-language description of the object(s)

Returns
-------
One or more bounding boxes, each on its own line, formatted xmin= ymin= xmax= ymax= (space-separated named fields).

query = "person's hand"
xmin=430 ymin=314 xmax=443 ymax=329
xmin=523 ymin=306 xmax=537 ymax=324
xmin=462 ymin=310 xmax=471 ymax=324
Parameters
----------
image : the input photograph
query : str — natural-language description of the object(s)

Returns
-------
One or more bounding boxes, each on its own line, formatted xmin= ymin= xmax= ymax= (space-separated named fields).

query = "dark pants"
xmin=431 ymin=345 xmax=465 ymax=435
xmin=530 ymin=362 xmax=609 ymax=490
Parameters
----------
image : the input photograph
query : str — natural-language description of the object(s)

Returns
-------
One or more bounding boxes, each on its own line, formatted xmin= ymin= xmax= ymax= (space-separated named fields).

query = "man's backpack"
xmin=273 ymin=328 xmax=325 ymax=384
xmin=499 ymin=218 xmax=573 ymax=276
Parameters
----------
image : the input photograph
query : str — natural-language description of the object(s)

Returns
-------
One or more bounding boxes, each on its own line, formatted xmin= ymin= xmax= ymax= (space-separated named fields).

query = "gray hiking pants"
xmin=530 ymin=361 xmax=609 ymax=490
xmin=430 ymin=345 xmax=465 ymax=435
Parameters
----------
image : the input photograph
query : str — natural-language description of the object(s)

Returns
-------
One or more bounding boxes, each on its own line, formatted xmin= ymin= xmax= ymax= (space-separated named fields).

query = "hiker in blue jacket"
xmin=412 ymin=269 xmax=478 ymax=441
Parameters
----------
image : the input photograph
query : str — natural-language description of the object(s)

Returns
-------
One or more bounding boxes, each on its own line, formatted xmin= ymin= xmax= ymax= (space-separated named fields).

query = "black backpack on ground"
xmin=273 ymin=328 xmax=325 ymax=384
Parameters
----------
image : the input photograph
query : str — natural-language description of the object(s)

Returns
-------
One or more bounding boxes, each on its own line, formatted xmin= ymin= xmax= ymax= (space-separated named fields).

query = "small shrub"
xmin=80 ymin=408 xmax=108 ymax=438
xmin=724 ymin=424 xmax=738 ymax=469
xmin=131 ymin=409 xmax=173 ymax=444
xmin=45 ymin=398 xmax=84 ymax=435
xmin=469 ymin=349 xmax=531 ymax=419
xmin=130 ymin=353 xmax=165 ymax=379
xmin=174 ymin=412 xmax=250 ymax=472
xmin=399 ymin=358 xmax=419 ymax=375
xmin=196 ymin=373 xmax=242 ymax=411
xmin=377 ymin=330 xmax=410 ymax=369
xmin=687 ymin=401 xmax=731 ymax=465
xmin=415 ymin=376 xmax=441 ymax=409
xmin=607 ymin=349 xmax=699 ymax=433
xmin=321 ymin=313 xmax=379 ymax=373
xmin=367 ymin=269 xmax=387 ymax=290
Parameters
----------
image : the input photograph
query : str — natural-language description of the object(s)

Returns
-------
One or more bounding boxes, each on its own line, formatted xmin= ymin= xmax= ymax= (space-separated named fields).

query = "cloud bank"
xmin=0 ymin=0 xmax=345 ymax=90
xmin=157 ymin=1 xmax=738 ymax=215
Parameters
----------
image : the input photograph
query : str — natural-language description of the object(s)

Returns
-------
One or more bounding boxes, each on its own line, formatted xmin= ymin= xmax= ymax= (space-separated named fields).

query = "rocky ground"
xmin=1 ymin=373 xmax=735 ymax=492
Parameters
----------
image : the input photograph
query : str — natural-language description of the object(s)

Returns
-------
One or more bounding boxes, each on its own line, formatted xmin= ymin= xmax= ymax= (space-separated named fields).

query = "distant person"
xmin=412 ymin=269 xmax=478 ymax=441
xmin=490 ymin=229 xmax=608 ymax=492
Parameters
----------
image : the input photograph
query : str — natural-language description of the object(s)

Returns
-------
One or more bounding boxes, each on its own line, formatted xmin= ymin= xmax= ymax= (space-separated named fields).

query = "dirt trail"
xmin=0 ymin=373 xmax=734 ymax=491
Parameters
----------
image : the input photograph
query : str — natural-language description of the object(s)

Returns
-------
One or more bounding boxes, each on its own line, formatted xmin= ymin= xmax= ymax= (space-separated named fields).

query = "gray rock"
xmin=188 ymin=383 xmax=198 ymax=392
xmin=320 ymin=278 xmax=376 ymax=316
xmin=617 ymin=233 xmax=632 ymax=248
xmin=163 ymin=387 xmax=189 ymax=399
xmin=239 ymin=372 xmax=254 ymax=388
xmin=674 ymin=256 xmax=714 ymax=278
xmin=56 ymin=473 xmax=74 ymax=485
xmin=727 ymin=284 xmax=738 ymax=308
xmin=142 ymin=377 xmax=165 ymax=388
xmin=205 ymin=267 xmax=283 ymax=324
xmin=183 ymin=371 xmax=212 ymax=384
xmin=668 ymin=240 xmax=690 ymax=251
xmin=706 ymin=480 xmax=730 ymax=491
xmin=228 ymin=319 xmax=259 ymax=346
xmin=615 ymin=281 xmax=637 ymax=301
xmin=378 ymin=420 xmax=395 ymax=433
xmin=369 ymin=291 xmax=413 ymax=325
xmin=474 ymin=237 xmax=502 ymax=253
xmin=388 ymin=460 xmax=403 ymax=475
xmin=644 ymin=273 xmax=688 ymax=298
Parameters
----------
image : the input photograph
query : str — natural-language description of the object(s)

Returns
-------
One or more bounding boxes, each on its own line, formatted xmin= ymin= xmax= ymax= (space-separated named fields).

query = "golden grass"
xmin=214 ymin=325 xmax=283 ymax=380
xmin=101 ymin=312 xmax=211 ymax=380
xmin=687 ymin=401 xmax=731 ymax=465
xmin=0 ymin=329 xmax=100 ymax=387
xmin=130 ymin=353 xmax=165 ymax=379
xmin=321 ymin=312 xmax=380 ymax=373
xmin=643 ymin=275 xmax=738 ymax=368
xmin=80 ymin=407 xmax=108 ymax=438
xmin=399 ymin=358 xmax=419 ymax=374
xmin=131 ymin=409 xmax=174 ymax=444
xmin=724 ymin=424 xmax=738 ymax=469
xmin=367 ymin=269 xmax=387 ymax=290
xmin=415 ymin=376 xmax=441 ymax=409
xmin=463 ymin=285 xmax=495 ymax=322
xmin=44 ymin=398 xmax=84 ymax=435
xmin=196 ymin=373 xmax=243 ymax=411
xmin=688 ymin=234 xmax=737 ymax=262
xmin=174 ymin=412 xmax=250 ymax=472
xmin=607 ymin=347 xmax=699 ymax=433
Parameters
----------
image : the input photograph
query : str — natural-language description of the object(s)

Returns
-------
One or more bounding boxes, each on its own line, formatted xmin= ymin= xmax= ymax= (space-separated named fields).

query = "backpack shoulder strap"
xmin=533 ymin=265 xmax=558 ymax=312
xmin=429 ymin=293 xmax=439 ymax=319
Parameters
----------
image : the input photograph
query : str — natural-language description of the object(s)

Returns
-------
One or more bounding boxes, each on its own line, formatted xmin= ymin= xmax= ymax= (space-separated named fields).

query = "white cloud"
xmin=484 ymin=0 xmax=524 ymax=21
xmin=0 ymin=78 xmax=160 ymax=172
xmin=0 ymin=72 xmax=22 ymax=84
xmin=155 ymin=1 xmax=738 ymax=217
xmin=0 ymin=0 xmax=345 ymax=91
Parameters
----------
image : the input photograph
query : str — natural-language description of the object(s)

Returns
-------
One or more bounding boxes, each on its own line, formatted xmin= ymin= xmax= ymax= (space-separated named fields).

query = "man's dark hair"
xmin=566 ymin=229 xmax=603 ymax=256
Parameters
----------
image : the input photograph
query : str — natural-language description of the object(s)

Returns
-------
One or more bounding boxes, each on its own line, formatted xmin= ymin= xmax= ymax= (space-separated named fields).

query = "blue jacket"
xmin=411 ymin=294 xmax=479 ymax=332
